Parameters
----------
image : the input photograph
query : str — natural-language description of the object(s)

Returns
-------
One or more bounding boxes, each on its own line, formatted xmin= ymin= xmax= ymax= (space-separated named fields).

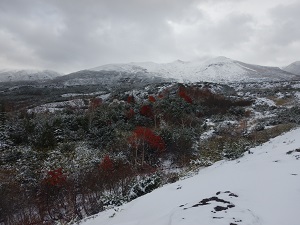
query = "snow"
xmin=80 ymin=127 xmax=300 ymax=225
xmin=90 ymin=57 xmax=299 ymax=83
xmin=91 ymin=57 xmax=250 ymax=83
xmin=282 ymin=61 xmax=300 ymax=75
xmin=0 ymin=69 xmax=61 ymax=82
xmin=294 ymin=92 xmax=300 ymax=101
xmin=28 ymin=99 xmax=86 ymax=113
xmin=61 ymin=91 xmax=106 ymax=98
xmin=254 ymin=97 xmax=276 ymax=107
xmin=199 ymin=129 xmax=215 ymax=140
xmin=236 ymin=63 xmax=257 ymax=72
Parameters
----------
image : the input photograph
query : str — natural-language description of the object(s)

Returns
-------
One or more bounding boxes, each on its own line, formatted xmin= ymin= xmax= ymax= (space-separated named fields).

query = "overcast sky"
xmin=0 ymin=0 xmax=299 ymax=73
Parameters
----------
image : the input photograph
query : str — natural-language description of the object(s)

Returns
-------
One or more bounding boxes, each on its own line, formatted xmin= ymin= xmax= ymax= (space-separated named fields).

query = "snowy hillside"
xmin=283 ymin=61 xmax=300 ymax=75
xmin=0 ymin=69 xmax=62 ymax=82
xmin=91 ymin=57 xmax=299 ymax=83
xmin=54 ymin=70 xmax=172 ymax=87
xmin=81 ymin=128 xmax=300 ymax=225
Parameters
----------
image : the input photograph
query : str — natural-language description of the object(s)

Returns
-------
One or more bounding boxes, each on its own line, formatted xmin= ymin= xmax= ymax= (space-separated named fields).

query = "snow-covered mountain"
xmin=282 ymin=61 xmax=300 ymax=75
xmin=80 ymin=128 xmax=300 ymax=225
xmin=91 ymin=57 xmax=300 ymax=83
xmin=0 ymin=69 xmax=62 ymax=82
xmin=54 ymin=70 xmax=172 ymax=87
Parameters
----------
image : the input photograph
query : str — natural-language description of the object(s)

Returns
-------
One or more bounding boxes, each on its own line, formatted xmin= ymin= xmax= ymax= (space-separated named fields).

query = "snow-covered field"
xmin=80 ymin=128 xmax=300 ymax=225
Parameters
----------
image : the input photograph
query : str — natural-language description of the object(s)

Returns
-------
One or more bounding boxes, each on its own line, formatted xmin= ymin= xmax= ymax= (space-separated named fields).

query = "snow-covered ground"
xmin=28 ymin=99 xmax=86 ymax=113
xmin=80 ymin=128 xmax=300 ymax=225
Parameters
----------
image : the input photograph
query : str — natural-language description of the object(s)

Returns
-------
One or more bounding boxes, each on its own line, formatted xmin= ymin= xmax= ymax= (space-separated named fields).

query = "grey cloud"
xmin=246 ymin=1 xmax=300 ymax=66
xmin=268 ymin=1 xmax=300 ymax=46
xmin=1 ymin=0 xmax=202 ymax=72
xmin=0 ymin=0 xmax=298 ymax=72
xmin=210 ymin=13 xmax=254 ymax=49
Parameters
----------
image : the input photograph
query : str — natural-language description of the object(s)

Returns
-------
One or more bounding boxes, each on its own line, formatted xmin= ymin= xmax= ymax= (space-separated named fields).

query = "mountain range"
xmin=0 ymin=69 xmax=62 ymax=83
xmin=1 ymin=57 xmax=300 ymax=84
xmin=91 ymin=56 xmax=300 ymax=83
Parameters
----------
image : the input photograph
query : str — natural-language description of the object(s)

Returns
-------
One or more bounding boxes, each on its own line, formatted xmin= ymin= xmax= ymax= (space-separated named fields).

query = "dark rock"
xmin=214 ymin=206 xmax=228 ymax=211
xmin=229 ymin=193 xmax=238 ymax=197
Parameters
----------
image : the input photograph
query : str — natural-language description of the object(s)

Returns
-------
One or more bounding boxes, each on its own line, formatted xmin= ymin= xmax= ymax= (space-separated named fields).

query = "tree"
xmin=100 ymin=155 xmax=114 ymax=172
xmin=128 ymin=127 xmax=165 ymax=166
xmin=178 ymin=86 xmax=193 ymax=104
xmin=148 ymin=96 xmax=156 ymax=103
xmin=140 ymin=105 xmax=153 ymax=118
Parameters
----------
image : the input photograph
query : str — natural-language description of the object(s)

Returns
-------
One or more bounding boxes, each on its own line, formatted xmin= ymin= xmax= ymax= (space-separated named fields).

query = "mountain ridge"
xmin=90 ymin=56 xmax=300 ymax=83
xmin=0 ymin=69 xmax=62 ymax=82
xmin=282 ymin=61 xmax=300 ymax=75
xmin=1 ymin=57 xmax=300 ymax=84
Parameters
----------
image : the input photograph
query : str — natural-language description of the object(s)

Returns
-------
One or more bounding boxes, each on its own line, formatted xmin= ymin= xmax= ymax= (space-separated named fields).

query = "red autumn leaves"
xmin=148 ymin=95 xmax=156 ymax=103
xmin=178 ymin=86 xmax=193 ymax=104
xmin=44 ymin=168 xmax=66 ymax=186
xmin=128 ymin=126 xmax=165 ymax=152
xmin=100 ymin=155 xmax=114 ymax=172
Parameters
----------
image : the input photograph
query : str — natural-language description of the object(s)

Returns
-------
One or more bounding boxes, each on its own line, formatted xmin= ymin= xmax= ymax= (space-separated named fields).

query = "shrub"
xmin=129 ymin=173 xmax=161 ymax=200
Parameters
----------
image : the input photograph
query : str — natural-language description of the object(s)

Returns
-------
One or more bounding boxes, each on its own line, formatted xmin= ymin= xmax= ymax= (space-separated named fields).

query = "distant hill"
xmin=282 ymin=61 xmax=300 ymax=75
xmin=53 ymin=70 xmax=173 ymax=88
xmin=0 ymin=69 xmax=62 ymax=82
xmin=90 ymin=56 xmax=300 ymax=83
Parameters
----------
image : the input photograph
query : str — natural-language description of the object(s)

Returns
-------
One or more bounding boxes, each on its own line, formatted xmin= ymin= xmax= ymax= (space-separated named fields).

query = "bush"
xmin=129 ymin=173 xmax=161 ymax=200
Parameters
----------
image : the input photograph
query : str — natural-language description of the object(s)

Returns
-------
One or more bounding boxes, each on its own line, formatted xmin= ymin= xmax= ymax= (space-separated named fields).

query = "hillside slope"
xmin=283 ymin=61 xmax=300 ymax=75
xmin=81 ymin=128 xmax=300 ymax=225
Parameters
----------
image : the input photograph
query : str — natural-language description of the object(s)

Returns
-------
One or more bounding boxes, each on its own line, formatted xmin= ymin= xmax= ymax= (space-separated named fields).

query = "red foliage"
xmin=100 ymin=155 xmax=114 ymax=172
xmin=44 ymin=168 xmax=66 ymax=186
xmin=178 ymin=86 xmax=193 ymax=104
xmin=140 ymin=105 xmax=154 ymax=118
xmin=127 ymin=95 xmax=135 ymax=104
xmin=129 ymin=127 xmax=165 ymax=151
xmin=89 ymin=98 xmax=102 ymax=109
xmin=148 ymin=95 xmax=156 ymax=103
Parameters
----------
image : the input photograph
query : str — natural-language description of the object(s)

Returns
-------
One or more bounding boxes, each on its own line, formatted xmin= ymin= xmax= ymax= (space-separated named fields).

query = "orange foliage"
xmin=148 ymin=96 xmax=156 ymax=103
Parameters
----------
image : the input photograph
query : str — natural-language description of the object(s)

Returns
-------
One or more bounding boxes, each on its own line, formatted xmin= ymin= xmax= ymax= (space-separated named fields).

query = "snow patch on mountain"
xmin=0 ymin=69 xmax=62 ymax=82
xmin=91 ymin=57 xmax=299 ymax=83
xmin=80 ymin=127 xmax=300 ymax=225
xmin=282 ymin=61 xmax=300 ymax=75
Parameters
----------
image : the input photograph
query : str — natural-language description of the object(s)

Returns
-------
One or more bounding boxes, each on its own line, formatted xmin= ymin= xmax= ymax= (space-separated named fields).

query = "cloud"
xmin=0 ymin=0 xmax=299 ymax=72
xmin=241 ymin=1 xmax=300 ymax=66
xmin=268 ymin=1 xmax=300 ymax=46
